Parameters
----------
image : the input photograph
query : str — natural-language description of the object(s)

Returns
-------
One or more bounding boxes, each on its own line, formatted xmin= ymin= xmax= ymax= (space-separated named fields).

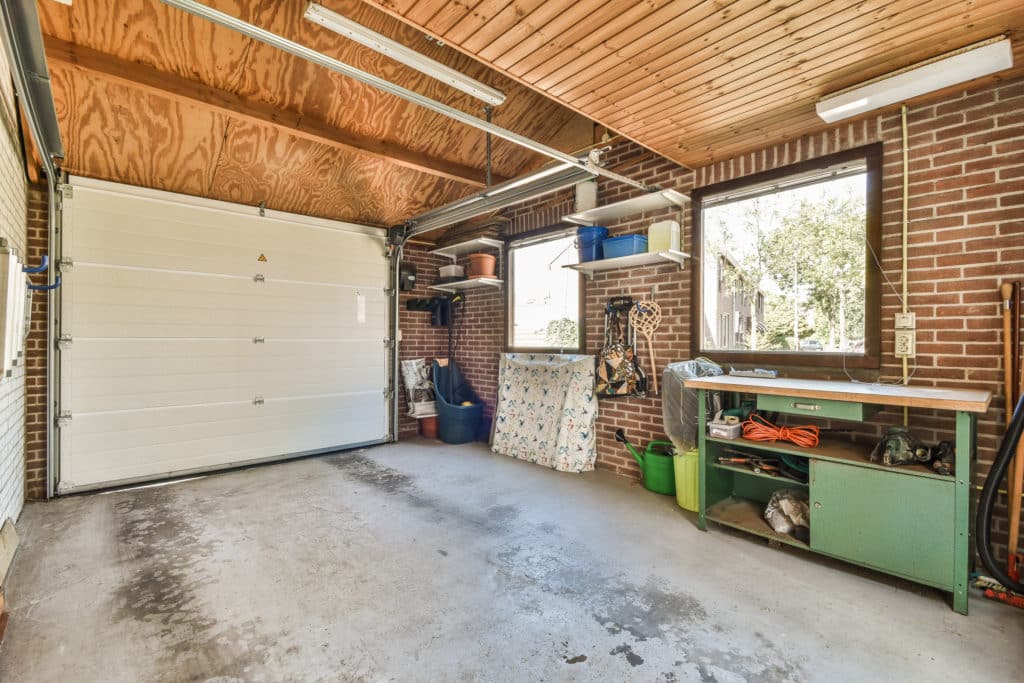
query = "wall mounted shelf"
xmin=563 ymin=189 xmax=690 ymax=225
xmin=429 ymin=237 xmax=503 ymax=262
xmin=428 ymin=277 xmax=503 ymax=293
xmin=562 ymin=250 xmax=689 ymax=279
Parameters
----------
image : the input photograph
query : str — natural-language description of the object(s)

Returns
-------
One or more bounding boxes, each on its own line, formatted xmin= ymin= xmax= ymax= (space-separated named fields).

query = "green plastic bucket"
xmin=674 ymin=448 xmax=699 ymax=512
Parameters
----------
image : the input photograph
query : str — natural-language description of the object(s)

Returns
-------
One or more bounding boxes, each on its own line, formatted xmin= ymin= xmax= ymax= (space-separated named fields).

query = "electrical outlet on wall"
xmin=895 ymin=312 xmax=916 ymax=329
xmin=895 ymin=330 xmax=916 ymax=358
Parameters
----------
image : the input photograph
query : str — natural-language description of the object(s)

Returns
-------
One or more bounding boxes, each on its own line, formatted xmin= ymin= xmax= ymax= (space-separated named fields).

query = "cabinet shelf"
xmin=429 ymin=237 xmax=503 ymax=262
xmin=705 ymin=497 xmax=808 ymax=549
xmin=428 ymin=277 xmax=503 ymax=293
xmin=710 ymin=461 xmax=808 ymax=487
xmin=563 ymin=189 xmax=690 ymax=225
xmin=706 ymin=435 xmax=950 ymax=482
xmin=562 ymin=249 xmax=689 ymax=279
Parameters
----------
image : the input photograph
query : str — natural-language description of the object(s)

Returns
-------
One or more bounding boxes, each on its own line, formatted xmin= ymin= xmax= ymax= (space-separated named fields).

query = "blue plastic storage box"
xmin=602 ymin=234 xmax=648 ymax=259
xmin=576 ymin=225 xmax=608 ymax=262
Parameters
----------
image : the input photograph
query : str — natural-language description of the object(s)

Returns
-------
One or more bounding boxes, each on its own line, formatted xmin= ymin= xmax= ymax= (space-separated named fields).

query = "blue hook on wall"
xmin=28 ymin=275 xmax=60 ymax=291
xmin=22 ymin=255 xmax=48 ymax=274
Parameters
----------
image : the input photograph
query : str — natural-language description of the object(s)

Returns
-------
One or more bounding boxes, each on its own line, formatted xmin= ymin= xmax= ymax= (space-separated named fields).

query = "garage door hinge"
xmin=253 ymin=336 xmax=265 ymax=344
xmin=383 ymin=287 xmax=394 ymax=297
xmin=253 ymin=396 xmax=265 ymax=406
xmin=383 ymin=389 xmax=394 ymax=401
xmin=58 ymin=257 xmax=73 ymax=271
xmin=383 ymin=338 xmax=394 ymax=348
xmin=253 ymin=274 xmax=265 ymax=283
xmin=56 ymin=411 xmax=72 ymax=428
xmin=60 ymin=185 xmax=73 ymax=200
xmin=57 ymin=334 xmax=72 ymax=349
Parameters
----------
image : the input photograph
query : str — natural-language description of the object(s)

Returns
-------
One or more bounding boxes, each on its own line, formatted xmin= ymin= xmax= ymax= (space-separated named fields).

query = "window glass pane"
xmin=510 ymin=235 xmax=580 ymax=349
xmin=701 ymin=173 xmax=867 ymax=354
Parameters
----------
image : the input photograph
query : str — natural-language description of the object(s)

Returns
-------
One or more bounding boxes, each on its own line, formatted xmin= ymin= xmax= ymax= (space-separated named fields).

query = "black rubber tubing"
xmin=976 ymin=392 xmax=1024 ymax=594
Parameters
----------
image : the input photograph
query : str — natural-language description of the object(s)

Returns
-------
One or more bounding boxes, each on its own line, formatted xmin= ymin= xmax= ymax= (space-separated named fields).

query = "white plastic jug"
xmin=648 ymin=220 xmax=680 ymax=253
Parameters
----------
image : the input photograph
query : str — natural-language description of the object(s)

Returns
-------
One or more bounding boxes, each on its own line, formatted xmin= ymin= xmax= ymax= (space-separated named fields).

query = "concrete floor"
xmin=0 ymin=441 xmax=1020 ymax=682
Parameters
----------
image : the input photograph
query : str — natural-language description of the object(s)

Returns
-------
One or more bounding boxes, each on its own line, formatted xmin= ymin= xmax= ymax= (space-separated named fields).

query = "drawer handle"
xmin=792 ymin=402 xmax=821 ymax=411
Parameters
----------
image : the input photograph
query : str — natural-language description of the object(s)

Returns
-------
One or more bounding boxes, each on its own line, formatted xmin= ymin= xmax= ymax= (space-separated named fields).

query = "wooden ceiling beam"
xmin=44 ymin=36 xmax=499 ymax=189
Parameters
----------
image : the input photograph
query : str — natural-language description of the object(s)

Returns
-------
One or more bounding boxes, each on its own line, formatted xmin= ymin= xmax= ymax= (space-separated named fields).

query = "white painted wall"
xmin=0 ymin=51 xmax=29 ymax=523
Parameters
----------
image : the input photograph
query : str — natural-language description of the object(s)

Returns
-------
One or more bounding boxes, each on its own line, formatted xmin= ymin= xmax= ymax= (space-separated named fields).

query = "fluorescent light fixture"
xmin=816 ymin=37 xmax=1013 ymax=123
xmin=304 ymin=2 xmax=505 ymax=106
xmin=483 ymin=163 xmax=574 ymax=197
xmin=408 ymin=162 xmax=595 ymax=237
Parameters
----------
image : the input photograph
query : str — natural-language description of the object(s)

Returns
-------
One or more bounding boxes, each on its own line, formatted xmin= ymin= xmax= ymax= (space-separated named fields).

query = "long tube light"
xmin=816 ymin=37 xmax=1013 ymax=123
xmin=304 ymin=3 xmax=505 ymax=107
xmin=158 ymin=1 xmax=649 ymax=192
xmin=407 ymin=163 xmax=596 ymax=237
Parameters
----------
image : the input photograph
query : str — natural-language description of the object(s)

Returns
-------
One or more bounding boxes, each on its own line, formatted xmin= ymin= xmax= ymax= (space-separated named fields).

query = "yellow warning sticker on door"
xmin=257 ymin=253 xmax=267 ymax=262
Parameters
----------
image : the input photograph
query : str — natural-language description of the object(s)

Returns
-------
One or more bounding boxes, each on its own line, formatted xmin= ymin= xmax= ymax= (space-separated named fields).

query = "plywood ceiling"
xmin=362 ymin=0 xmax=1024 ymax=168
xmin=36 ymin=0 xmax=594 ymax=227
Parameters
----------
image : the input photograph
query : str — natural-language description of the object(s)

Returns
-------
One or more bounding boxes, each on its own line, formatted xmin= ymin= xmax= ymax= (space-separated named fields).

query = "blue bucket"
xmin=576 ymin=225 xmax=608 ymax=262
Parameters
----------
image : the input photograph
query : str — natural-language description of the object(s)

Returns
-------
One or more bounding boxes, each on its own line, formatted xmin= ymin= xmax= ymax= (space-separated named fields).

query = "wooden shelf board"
xmin=705 ymin=497 xmax=808 ymax=549
xmin=428 ymin=277 xmax=503 ymax=293
xmin=706 ymin=435 xmax=952 ymax=481
xmin=710 ymin=461 xmax=808 ymax=486
xmin=562 ymin=249 xmax=689 ymax=278
xmin=684 ymin=375 xmax=991 ymax=413
xmin=563 ymin=189 xmax=690 ymax=225
xmin=430 ymin=237 xmax=503 ymax=262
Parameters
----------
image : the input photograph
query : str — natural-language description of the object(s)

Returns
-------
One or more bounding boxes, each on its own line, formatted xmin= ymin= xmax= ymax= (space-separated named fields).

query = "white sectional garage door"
xmin=57 ymin=177 xmax=389 ymax=493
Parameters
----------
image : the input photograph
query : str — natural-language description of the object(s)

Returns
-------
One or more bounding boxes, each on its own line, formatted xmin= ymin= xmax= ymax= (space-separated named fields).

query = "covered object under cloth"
xmin=492 ymin=353 xmax=598 ymax=472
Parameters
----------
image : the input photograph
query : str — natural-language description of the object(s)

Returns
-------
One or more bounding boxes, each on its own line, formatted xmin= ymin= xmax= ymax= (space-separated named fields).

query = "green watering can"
xmin=614 ymin=428 xmax=676 ymax=496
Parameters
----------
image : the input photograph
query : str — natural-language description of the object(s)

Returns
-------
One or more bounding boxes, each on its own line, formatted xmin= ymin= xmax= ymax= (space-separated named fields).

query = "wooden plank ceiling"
xmin=36 ymin=0 xmax=594 ymax=227
xmin=362 ymin=0 xmax=1024 ymax=168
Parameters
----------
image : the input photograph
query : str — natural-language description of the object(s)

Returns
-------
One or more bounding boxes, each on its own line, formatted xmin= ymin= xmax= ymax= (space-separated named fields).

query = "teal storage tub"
xmin=602 ymin=234 xmax=647 ymax=259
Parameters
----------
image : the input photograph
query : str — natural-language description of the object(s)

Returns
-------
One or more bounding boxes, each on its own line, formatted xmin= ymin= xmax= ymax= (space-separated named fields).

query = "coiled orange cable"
xmin=742 ymin=414 xmax=820 ymax=448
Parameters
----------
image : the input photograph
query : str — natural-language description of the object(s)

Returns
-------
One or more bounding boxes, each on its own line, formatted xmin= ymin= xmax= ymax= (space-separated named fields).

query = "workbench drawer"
xmin=756 ymin=394 xmax=881 ymax=422
xmin=809 ymin=460 xmax=954 ymax=588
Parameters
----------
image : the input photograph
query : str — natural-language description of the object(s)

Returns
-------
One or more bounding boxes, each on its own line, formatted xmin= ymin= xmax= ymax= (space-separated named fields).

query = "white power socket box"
xmin=895 ymin=330 xmax=916 ymax=358
xmin=895 ymin=312 xmax=916 ymax=329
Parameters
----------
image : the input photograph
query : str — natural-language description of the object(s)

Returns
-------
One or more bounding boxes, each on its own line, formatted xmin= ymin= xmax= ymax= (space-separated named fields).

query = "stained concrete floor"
xmin=1 ymin=440 xmax=1021 ymax=682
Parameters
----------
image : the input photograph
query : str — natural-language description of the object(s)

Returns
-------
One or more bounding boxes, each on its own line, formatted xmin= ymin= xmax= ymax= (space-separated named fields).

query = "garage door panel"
xmin=59 ymin=393 xmax=385 ymax=491
xmin=64 ymin=268 xmax=387 ymax=339
xmin=66 ymin=184 xmax=385 ymax=284
xmin=59 ymin=177 xmax=390 ymax=492
xmin=65 ymin=339 xmax=386 ymax=412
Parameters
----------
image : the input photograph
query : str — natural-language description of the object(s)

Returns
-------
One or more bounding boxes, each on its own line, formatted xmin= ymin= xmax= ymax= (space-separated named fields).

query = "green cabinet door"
xmin=809 ymin=460 xmax=955 ymax=589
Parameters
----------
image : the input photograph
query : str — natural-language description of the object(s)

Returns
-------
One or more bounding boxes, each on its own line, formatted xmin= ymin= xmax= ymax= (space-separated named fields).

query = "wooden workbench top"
xmin=682 ymin=375 xmax=992 ymax=413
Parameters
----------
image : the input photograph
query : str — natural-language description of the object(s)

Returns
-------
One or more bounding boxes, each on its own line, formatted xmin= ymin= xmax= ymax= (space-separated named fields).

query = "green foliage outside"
xmin=707 ymin=179 xmax=866 ymax=352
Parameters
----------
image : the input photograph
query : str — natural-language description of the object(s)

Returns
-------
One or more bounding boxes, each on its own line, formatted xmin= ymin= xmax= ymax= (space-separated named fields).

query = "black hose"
xmin=976 ymin=392 xmax=1024 ymax=594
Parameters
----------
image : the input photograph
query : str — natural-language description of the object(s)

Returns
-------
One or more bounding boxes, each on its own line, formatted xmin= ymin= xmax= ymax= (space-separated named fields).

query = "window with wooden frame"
xmin=507 ymin=228 xmax=583 ymax=352
xmin=691 ymin=144 xmax=882 ymax=368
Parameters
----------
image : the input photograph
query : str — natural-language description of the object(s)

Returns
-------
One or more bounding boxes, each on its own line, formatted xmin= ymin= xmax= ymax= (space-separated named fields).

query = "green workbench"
xmin=683 ymin=375 xmax=991 ymax=615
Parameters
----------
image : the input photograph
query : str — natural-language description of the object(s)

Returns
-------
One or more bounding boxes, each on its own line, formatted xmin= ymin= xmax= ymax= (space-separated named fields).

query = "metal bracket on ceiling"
xmin=258 ymin=200 xmax=266 ymax=217
xmin=388 ymin=224 xmax=410 ymax=249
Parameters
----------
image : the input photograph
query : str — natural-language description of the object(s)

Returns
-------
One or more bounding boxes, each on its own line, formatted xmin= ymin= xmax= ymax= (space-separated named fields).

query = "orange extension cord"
xmin=742 ymin=414 xmax=821 ymax=448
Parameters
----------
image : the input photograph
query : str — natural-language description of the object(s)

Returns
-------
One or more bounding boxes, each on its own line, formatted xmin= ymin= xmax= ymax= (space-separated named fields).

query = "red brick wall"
xmin=24 ymin=184 xmax=48 ymax=500
xmin=452 ymin=276 xmax=503 ymax=430
xmin=692 ymin=79 xmax=1023 ymax=552
xmin=452 ymin=78 xmax=1024 ymax=560
xmin=396 ymin=246 xmax=455 ymax=437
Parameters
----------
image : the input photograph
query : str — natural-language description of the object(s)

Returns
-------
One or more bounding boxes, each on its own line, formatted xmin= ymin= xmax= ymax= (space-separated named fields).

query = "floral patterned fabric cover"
xmin=491 ymin=353 xmax=598 ymax=473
